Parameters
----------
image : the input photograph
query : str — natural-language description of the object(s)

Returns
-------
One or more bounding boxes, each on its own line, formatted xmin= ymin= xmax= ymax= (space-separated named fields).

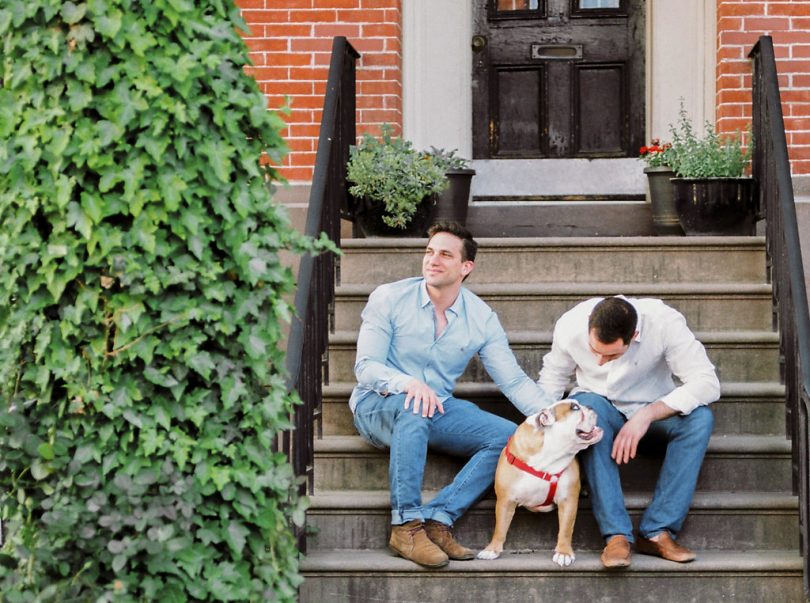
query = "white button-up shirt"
xmin=538 ymin=297 xmax=720 ymax=417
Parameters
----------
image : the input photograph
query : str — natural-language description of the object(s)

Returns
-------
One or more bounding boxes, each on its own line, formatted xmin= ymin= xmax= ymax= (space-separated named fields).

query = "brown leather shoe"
xmin=389 ymin=520 xmax=449 ymax=568
xmin=600 ymin=535 xmax=631 ymax=568
xmin=424 ymin=520 xmax=475 ymax=560
xmin=636 ymin=532 xmax=696 ymax=563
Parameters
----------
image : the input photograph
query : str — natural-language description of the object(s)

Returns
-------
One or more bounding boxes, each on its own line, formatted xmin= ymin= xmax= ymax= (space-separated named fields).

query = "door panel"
xmin=575 ymin=64 xmax=624 ymax=154
xmin=472 ymin=0 xmax=644 ymax=159
xmin=495 ymin=68 xmax=543 ymax=155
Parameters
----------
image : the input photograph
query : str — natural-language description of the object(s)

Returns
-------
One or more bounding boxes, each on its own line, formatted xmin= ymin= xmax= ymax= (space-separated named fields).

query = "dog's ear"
xmin=537 ymin=407 xmax=556 ymax=427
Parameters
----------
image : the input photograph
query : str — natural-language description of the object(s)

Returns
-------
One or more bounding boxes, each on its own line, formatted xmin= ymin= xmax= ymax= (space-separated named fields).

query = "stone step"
xmin=313 ymin=435 xmax=792 ymax=493
xmin=319 ymin=381 xmax=788 ymax=437
xmin=306 ymin=490 xmax=799 ymax=552
xmin=299 ymin=549 xmax=803 ymax=603
xmin=327 ymin=330 xmax=781 ymax=383
xmin=333 ymin=282 xmax=773 ymax=332
xmin=339 ymin=236 xmax=767 ymax=285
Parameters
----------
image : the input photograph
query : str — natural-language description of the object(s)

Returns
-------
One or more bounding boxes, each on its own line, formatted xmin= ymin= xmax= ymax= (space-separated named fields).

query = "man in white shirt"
xmin=538 ymin=296 xmax=719 ymax=568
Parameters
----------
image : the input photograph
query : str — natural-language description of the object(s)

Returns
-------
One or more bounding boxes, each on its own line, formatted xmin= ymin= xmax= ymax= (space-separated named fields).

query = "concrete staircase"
xmin=299 ymin=236 xmax=804 ymax=602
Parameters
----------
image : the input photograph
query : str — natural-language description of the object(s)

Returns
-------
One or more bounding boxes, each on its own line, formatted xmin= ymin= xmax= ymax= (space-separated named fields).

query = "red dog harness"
xmin=503 ymin=436 xmax=564 ymax=507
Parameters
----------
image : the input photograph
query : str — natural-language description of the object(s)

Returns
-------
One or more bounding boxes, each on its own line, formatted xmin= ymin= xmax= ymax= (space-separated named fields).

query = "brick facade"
xmin=717 ymin=1 xmax=810 ymax=174
xmin=236 ymin=0 xmax=401 ymax=182
xmin=239 ymin=1 xmax=810 ymax=179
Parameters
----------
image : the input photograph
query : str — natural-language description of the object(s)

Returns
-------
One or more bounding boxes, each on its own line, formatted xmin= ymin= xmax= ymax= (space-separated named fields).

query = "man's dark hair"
xmin=588 ymin=297 xmax=638 ymax=345
xmin=427 ymin=221 xmax=478 ymax=262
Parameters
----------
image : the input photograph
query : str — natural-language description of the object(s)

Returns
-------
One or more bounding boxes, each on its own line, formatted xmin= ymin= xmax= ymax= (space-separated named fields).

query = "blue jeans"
xmin=353 ymin=393 xmax=516 ymax=526
xmin=571 ymin=392 xmax=714 ymax=543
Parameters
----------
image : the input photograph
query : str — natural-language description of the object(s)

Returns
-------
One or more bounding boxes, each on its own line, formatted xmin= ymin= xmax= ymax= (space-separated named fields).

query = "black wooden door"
xmin=472 ymin=0 xmax=644 ymax=159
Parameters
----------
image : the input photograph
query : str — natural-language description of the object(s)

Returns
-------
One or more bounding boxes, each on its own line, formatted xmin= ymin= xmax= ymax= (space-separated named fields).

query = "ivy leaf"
xmin=188 ymin=351 xmax=215 ymax=380
xmin=95 ymin=9 xmax=122 ymax=39
xmin=61 ymin=2 xmax=87 ymax=25
xmin=199 ymin=140 xmax=234 ymax=183
xmin=67 ymin=202 xmax=93 ymax=238
xmin=224 ymin=521 xmax=248 ymax=557
xmin=38 ymin=443 xmax=55 ymax=460
xmin=80 ymin=191 xmax=104 ymax=224
xmin=0 ymin=9 xmax=11 ymax=36
xmin=31 ymin=459 xmax=52 ymax=480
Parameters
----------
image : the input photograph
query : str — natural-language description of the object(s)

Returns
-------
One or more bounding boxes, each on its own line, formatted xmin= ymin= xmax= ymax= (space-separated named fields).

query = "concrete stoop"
xmin=299 ymin=236 xmax=804 ymax=602
xmin=300 ymin=549 xmax=803 ymax=603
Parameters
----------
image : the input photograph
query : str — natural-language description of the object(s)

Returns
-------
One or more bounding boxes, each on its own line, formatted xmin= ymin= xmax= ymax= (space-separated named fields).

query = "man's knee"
xmin=394 ymin=407 xmax=432 ymax=432
xmin=491 ymin=418 xmax=517 ymax=448
xmin=685 ymin=405 xmax=714 ymax=440
xmin=570 ymin=392 xmax=613 ymax=416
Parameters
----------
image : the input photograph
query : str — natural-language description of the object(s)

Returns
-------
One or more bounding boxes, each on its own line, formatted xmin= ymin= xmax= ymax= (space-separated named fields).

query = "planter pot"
xmin=671 ymin=177 xmax=756 ymax=236
xmin=433 ymin=168 xmax=475 ymax=227
xmin=355 ymin=195 xmax=438 ymax=237
xmin=644 ymin=166 xmax=683 ymax=235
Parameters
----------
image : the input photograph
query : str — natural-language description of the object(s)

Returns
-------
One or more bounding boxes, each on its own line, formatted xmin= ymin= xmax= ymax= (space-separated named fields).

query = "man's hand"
xmin=611 ymin=413 xmax=652 ymax=464
xmin=611 ymin=400 xmax=678 ymax=464
xmin=404 ymin=379 xmax=444 ymax=418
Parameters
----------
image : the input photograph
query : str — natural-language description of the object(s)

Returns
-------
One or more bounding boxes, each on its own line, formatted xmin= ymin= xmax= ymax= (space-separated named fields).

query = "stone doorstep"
xmin=300 ymin=548 xmax=803 ymax=574
xmin=308 ymin=490 xmax=799 ymax=512
xmin=321 ymin=380 xmax=787 ymax=400
xmin=314 ymin=434 xmax=792 ymax=456
xmin=306 ymin=490 xmax=800 ymax=551
xmin=312 ymin=434 xmax=794 ymax=493
xmin=299 ymin=550 xmax=805 ymax=603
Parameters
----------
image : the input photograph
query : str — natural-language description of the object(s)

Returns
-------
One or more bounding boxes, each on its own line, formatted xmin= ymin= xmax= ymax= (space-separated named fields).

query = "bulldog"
xmin=477 ymin=399 xmax=603 ymax=566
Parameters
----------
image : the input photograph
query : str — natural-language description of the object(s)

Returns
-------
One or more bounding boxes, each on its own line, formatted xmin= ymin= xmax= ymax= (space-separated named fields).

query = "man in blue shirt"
xmin=350 ymin=222 xmax=552 ymax=568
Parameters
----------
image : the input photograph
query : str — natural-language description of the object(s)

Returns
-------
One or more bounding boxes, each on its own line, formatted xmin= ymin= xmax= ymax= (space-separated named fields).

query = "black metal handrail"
xmin=750 ymin=35 xmax=810 ymax=597
xmin=282 ymin=37 xmax=359 ymax=552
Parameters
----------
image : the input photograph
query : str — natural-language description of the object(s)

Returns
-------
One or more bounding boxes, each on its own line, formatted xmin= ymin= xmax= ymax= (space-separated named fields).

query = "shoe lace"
xmin=405 ymin=522 xmax=425 ymax=536
xmin=426 ymin=521 xmax=452 ymax=541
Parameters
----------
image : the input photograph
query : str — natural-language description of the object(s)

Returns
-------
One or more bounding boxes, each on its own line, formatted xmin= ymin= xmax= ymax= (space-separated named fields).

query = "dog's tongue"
xmin=577 ymin=426 xmax=603 ymax=441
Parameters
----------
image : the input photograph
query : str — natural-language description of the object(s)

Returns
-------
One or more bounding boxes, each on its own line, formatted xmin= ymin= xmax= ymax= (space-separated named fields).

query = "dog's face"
xmin=522 ymin=400 xmax=603 ymax=455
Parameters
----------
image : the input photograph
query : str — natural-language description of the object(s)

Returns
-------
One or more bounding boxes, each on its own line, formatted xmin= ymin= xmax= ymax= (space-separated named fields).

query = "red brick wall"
xmin=717 ymin=0 xmax=810 ymax=174
xmin=236 ymin=0 xmax=402 ymax=182
xmin=237 ymin=1 xmax=810 ymax=179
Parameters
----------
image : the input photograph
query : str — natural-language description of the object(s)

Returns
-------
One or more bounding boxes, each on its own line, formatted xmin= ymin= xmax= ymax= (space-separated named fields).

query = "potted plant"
xmin=427 ymin=147 xmax=476 ymax=227
xmin=347 ymin=125 xmax=448 ymax=237
xmin=667 ymin=103 xmax=756 ymax=235
xmin=640 ymin=139 xmax=683 ymax=235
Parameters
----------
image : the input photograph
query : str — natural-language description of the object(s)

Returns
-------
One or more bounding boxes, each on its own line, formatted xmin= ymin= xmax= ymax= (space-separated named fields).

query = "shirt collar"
xmin=419 ymin=279 xmax=464 ymax=316
xmin=628 ymin=298 xmax=644 ymax=342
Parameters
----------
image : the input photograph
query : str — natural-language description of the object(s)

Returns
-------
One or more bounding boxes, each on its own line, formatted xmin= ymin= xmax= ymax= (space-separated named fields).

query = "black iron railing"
xmin=282 ymin=37 xmax=359 ymax=551
xmin=750 ymin=35 xmax=810 ymax=597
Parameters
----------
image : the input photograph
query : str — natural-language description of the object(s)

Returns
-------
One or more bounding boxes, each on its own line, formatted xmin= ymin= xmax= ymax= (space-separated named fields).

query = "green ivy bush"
xmin=0 ymin=1 xmax=319 ymax=600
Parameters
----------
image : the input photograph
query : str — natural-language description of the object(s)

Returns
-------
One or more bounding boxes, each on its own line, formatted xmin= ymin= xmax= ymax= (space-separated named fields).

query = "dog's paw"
xmin=476 ymin=549 xmax=501 ymax=561
xmin=552 ymin=551 xmax=576 ymax=567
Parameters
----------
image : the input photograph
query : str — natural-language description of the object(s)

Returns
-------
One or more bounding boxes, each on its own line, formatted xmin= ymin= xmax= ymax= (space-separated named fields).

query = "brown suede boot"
xmin=389 ymin=520 xmax=449 ymax=568
xmin=424 ymin=520 xmax=475 ymax=560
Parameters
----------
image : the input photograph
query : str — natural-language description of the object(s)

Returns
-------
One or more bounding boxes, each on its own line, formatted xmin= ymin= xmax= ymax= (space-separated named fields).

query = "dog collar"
xmin=504 ymin=436 xmax=564 ymax=506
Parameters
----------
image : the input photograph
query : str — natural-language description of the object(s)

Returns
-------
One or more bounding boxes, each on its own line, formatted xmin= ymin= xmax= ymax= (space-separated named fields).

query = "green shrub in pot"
xmin=668 ymin=103 xmax=753 ymax=178
xmin=666 ymin=102 xmax=757 ymax=235
xmin=347 ymin=125 xmax=448 ymax=229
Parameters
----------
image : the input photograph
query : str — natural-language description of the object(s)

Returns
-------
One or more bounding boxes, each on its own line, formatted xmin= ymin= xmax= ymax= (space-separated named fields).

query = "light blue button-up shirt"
xmin=349 ymin=277 xmax=552 ymax=416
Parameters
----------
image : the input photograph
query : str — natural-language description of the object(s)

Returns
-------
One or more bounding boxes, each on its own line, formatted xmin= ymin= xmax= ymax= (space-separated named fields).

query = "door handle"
xmin=471 ymin=35 xmax=487 ymax=52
